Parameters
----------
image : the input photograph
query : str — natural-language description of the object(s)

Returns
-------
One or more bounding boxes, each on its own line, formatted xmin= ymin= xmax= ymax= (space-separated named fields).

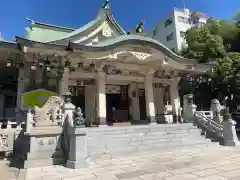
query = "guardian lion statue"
xmin=211 ymin=99 xmax=224 ymax=124
xmin=33 ymin=96 xmax=64 ymax=126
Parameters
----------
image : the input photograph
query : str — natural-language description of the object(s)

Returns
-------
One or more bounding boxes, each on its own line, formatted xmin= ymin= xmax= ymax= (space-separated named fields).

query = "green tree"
xmin=180 ymin=14 xmax=240 ymax=110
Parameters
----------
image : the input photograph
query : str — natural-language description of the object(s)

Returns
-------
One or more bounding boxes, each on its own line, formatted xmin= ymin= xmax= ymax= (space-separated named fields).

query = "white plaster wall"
xmin=153 ymin=12 xmax=178 ymax=52
xmin=174 ymin=10 xmax=207 ymax=52
xmin=153 ymin=8 xmax=208 ymax=52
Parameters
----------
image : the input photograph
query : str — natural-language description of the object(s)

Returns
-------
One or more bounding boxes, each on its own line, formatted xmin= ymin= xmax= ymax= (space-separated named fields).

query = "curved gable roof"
xmin=70 ymin=35 xmax=198 ymax=64
xmin=49 ymin=8 xmax=126 ymax=44
xmin=16 ymin=35 xmax=197 ymax=65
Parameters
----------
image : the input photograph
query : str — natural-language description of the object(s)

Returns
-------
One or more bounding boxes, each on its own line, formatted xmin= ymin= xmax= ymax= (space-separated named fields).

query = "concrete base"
xmin=24 ymin=126 xmax=65 ymax=168
xmin=225 ymin=141 xmax=240 ymax=147
xmin=99 ymin=125 xmax=108 ymax=127
xmin=149 ymin=122 xmax=158 ymax=126
xmin=66 ymin=159 xmax=89 ymax=169
xmin=24 ymin=157 xmax=65 ymax=168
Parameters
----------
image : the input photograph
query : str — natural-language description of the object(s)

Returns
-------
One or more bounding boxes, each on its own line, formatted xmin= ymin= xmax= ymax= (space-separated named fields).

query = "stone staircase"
xmin=87 ymin=123 xmax=220 ymax=161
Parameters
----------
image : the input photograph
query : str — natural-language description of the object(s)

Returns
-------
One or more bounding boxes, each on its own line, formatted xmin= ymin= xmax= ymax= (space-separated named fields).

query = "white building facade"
xmin=153 ymin=8 xmax=208 ymax=53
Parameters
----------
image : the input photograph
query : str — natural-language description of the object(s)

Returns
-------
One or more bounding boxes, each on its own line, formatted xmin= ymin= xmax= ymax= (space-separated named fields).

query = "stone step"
xmin=87 ymin=130 xmax=204 ymax=144
xmin=88 ymin=139 xmax=214 ymax=155
xmin=89 ymin=143 xmax=224 ymax=162
xmin=88 ymin=142 xmax=220 ymax=160
xmin=87 ymin=124 xmax=197 ymax=136
xmin=87 ymin=134 xmax=208 ymax=148
xmin=88 ymin=129 xmax=202 ymax=139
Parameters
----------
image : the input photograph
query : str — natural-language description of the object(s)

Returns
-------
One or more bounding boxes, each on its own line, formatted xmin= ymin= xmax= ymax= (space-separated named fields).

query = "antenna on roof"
xmin=182 ymin=0 xmax=186 ymax=9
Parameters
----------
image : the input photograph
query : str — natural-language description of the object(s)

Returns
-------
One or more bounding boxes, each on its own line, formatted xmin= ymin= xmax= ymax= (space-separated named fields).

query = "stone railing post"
xmin=62 ymin=90 xmax=88 ymax=169
xmin=26 ymin=108 xmax=34 ymax=133
xmin=223 ymin=109 xmax=240 ymax=146
xmin=66 ymin=107 xmax=88 ymax=169
xmin=66 ymin=127 xmax=88 ymax=169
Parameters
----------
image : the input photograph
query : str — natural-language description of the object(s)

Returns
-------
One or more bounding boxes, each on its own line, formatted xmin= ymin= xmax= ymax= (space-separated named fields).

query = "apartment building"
xmin=153 ymin=8 xmax=208 ymax=53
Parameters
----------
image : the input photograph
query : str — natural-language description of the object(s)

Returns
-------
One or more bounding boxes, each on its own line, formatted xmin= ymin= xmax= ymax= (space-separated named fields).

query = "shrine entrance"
xmin=69 ymin=85 xmax=85 ymax=118
xmin=106 ymin=85 xmax=129 ymax=125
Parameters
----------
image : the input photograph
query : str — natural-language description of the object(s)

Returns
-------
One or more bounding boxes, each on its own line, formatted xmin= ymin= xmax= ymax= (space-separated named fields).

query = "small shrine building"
xmin=0 ymin=2 xmax=211 ymax=125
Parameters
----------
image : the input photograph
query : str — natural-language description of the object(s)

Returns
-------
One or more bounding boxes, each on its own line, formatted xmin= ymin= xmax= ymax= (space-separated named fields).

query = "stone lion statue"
xmin=211 ymin=99 xmax=224 ymax=124
xmin=33 ymin=96 xmax=64 ymax=126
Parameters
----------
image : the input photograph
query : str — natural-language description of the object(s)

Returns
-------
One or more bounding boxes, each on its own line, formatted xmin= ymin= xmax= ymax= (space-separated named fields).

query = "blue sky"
xmin=0 ymin=0 xmax=239 ymax=40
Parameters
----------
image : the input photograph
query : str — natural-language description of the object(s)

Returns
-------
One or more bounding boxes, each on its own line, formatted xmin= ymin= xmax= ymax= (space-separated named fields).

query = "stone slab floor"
xmin=4 ymin=145 xmax=240 ymax=180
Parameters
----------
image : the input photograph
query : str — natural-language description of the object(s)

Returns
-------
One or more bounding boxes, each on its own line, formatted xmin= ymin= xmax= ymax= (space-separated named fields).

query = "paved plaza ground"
xmin=5 ymin=145 xmax=238 ymax=180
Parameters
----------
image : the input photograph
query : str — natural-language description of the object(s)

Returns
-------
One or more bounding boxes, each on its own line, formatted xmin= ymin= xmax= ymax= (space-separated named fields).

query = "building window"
xmin=165 ymin=18 xmax=173 ymax=27
xmin=166 ymin=32 xmax=174 ymax=42
xmin=180 ymin=31 xmax=186 ymax=38
xmin=178 ymin=16 xmax=190 ymax=23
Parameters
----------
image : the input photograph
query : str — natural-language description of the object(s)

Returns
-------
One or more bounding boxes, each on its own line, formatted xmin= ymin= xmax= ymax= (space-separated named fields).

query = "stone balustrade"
xmin=193 ymin=108 xmax=240 ymax=146
xmin=195 ymin=111 xmax=224 ymax=143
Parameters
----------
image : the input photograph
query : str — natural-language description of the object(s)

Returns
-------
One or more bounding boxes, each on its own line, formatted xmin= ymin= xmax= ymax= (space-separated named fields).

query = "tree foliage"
xmin=180 ymin=14 xmax=240 ymax=110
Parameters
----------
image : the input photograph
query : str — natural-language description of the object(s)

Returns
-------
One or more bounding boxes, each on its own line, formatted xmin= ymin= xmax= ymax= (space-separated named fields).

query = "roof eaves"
xmin=26 ymin=18 xmax=76 ymax=32
xmin=15 ymin=36 xmax=68 ymax=52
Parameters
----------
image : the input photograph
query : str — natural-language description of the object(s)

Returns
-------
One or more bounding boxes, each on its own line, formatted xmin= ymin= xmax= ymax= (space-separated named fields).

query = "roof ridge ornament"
xmin=136 ymin=20 xmax=144 ymax=33
xmin=102 ymin=0 xmax=110 ymax=9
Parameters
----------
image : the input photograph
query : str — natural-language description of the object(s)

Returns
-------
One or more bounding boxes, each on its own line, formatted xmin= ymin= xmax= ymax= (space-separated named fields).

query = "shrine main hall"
xmin=0 ymin=2 xmax=211 ymax=126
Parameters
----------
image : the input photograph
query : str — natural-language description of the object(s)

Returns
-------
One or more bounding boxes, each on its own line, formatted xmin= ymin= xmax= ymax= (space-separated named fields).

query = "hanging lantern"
xmin=6 ymin=57 xmax=12 ymax=67
xmin=30 ymin=53 xmax=37 ymax=71
xmin=65 ymin=60 xmax=71 ymax=67
xmin=38 ymin=59 xmax=44 ymax=68
xmin=30 ymin=63 xmax=36 ymax=71
xmin=45 ymin=59 xmax=51 ymax=72
xmin=78 ymin=62 xmax=83 ymax=68
xmin=6 ymin=60 xmax=11 ymax=67
xmin=45 ymin=66 xmax=51 ymax=72
xmin=29 ymin=79 xmax=35 ymax=84
xmin=89 ymin=63 xmax=95 ymax=69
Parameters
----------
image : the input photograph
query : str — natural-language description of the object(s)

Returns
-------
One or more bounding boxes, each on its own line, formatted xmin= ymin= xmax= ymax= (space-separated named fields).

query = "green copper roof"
xmin=25 ymin=18 xmax=75 ymax=42
xmin=50 ymin=8 xmax=126 ymax=44
xmin=25 ymin=7 xmax=126 ymax=44
xmin=26 ymin=18 xmax=76 ymax=32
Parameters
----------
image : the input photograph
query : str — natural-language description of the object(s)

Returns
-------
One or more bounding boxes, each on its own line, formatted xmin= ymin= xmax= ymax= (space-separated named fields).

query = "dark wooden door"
xmin=138 ymin=89 xmax=146 ymax=120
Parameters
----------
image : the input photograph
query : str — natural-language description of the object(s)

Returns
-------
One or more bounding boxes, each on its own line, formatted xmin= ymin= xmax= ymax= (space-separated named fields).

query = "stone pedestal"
xmin=223 ymin=119 xmax=240 ymax=146
xmin=184 ymin=104 xmax=197 ymax=123
xmin=66 ymin=128 xmax=88 ymax=169
xmin=24 ymin=126 xmax=65 ymax=168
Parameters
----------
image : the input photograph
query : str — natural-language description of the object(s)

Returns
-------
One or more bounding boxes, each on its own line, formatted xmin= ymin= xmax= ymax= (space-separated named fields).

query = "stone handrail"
xmin=195 ymin=111 xmax=224 ymax=143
